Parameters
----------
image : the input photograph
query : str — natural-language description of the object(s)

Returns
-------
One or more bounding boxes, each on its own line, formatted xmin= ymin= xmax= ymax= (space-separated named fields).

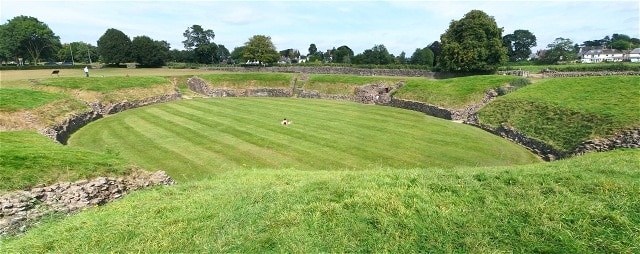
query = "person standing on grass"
xmin=84 ymin=66 xmax=89 ymax=77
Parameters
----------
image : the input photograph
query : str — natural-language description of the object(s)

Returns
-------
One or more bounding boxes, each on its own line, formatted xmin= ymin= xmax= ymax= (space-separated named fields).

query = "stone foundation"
xmin=0 ymin=170 xmax=175 ymax=237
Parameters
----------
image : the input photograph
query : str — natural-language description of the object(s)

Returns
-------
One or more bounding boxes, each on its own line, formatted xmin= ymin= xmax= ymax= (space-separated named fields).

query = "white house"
xmin=581 ymin=49 xmax=625 ymax=63
xmin=628 ymin=48 xmax=640 ymax=62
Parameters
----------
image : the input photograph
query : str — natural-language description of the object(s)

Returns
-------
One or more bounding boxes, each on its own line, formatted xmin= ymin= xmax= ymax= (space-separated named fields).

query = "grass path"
xmin=68 ymin=98 xmax=540 ymax=181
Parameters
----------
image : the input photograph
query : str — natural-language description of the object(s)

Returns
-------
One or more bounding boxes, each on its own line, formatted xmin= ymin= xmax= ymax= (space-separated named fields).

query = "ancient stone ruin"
xmin=0 ymin=170 xmax=175 ymax=237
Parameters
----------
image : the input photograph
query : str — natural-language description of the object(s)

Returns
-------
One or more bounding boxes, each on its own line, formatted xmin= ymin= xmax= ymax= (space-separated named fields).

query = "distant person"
xmin=281 ymin=118 xmax=291 ymax=126
xmin=84 ymin=66 xmax=89 ymax=77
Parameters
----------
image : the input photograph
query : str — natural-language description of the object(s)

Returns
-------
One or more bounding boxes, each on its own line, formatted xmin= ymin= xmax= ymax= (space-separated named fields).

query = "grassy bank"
xmin=304 ymin=74 xmax=403 ymax=95
xmin=478 ymin=76 xmax=640 ymax=152
xmin=0 ymin=131 xmax=131 ymax=192
xmin=198 ymin=73 xmax=293 ymax=88
xmin=393 ymin=75 xmax=520 ymax=108
xmin=67 ymin=98 xmax=540 ymax=182
xmin=2 ymin=149 xmax=637 ymax=252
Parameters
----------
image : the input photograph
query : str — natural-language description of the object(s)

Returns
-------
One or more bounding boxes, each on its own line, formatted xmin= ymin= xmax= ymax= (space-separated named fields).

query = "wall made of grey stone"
xmin=0 ymin=170 xmax=175 ymax=237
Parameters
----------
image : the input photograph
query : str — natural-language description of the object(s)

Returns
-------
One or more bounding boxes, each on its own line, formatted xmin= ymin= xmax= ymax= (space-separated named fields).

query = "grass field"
xmin=478 ymin=76 xmax=640 ymax=152
xmin=2 ymin=149 xmax=637 ymax=253
xmin=67 ymin=98 xmax=540 ymax=182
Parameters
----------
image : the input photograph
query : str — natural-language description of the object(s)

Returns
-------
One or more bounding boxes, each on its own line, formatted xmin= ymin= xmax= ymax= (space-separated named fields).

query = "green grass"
xmin=478 ymin=76 xmax=640 ymax=152
xmin=0 ymin=131 xmax=132 ymax=192
xmin=2 ymin=149 xmax=637 ymax=253
xmin=37 ymin=76 xmax=170 ymax=92
xmin=198 ymin=73 xmax=293 ymax=88
xmin=0 ymin=88 xmax=69 ymax=112
xmin=393 ymin=75 xmax=521 ymax=108
xmin=67 ymin=98 xmax=540 ymax=182
xmin=304 ymin=74 xmax=403 ymax=95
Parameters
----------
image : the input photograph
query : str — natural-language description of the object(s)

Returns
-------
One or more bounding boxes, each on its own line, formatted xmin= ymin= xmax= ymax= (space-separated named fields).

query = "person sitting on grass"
xmin=281 ymin=118 xmax=291 ymax=126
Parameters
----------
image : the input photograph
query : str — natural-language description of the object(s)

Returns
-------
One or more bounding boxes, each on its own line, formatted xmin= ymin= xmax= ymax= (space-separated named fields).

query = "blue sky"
xmin=1 ymin=0 xmax=638 ymax=55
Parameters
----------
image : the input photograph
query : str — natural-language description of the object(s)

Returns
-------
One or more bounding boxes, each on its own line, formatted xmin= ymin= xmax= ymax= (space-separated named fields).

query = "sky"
xmin=1 ymin=0 xmax=639 ymax=56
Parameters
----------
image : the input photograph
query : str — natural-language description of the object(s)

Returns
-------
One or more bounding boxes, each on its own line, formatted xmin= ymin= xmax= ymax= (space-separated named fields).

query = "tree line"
xmin=1 ymin=11 xmax=638 ymax=72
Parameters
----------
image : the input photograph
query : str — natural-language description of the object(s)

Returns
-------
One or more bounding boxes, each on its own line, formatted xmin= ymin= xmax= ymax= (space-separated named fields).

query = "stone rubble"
xmin=0 ymin=170 xmax=175 ymax=237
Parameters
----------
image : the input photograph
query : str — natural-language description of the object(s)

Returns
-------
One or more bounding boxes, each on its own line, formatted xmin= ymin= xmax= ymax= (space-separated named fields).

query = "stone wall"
xmin=383 ymin=98 xmax=454 ymax=120
xmin=205 ymin=66 xmax=461 ymax=78
xmin=39 ymin=93 xmax=181 ymax=144
xmin=187 ymin=77 xmax=292 ymax=97
xmin=573 ymin=128 xmax=640 ymax=155
xmin=0 ymin=170 xmax=175 ymax=237
xmin=464 ymin=120 xmax=564 ymax=161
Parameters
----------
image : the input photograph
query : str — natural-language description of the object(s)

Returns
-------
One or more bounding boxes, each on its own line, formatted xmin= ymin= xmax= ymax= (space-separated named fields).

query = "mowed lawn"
xmin=68 ymin=98 xmax=540 ymax=181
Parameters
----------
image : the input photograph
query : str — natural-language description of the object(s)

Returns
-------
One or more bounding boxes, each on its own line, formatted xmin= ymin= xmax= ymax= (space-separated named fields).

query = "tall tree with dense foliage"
xmin=243 ymin=35 xmax=279 ymax=64
xmin=0 ymin=15 xmax=61 ymax=65
xmin=427 ymin=41 xmax=441 ymax=67
xmin=97 ymin=28 xmax=132 ymax=65
xmin=502 ymin=29 xmax=537 ymax=62
xmin=439 ymin=10 xmax=507 ymax=72
xmin=410 ymin=47 xmax=434 ymax=66
xmin=308 ymin=43 xmax=318 ymax=56
xmin=332 ymin=45 xmax=354 ymax=63
xmin=131 ymin=36 xmax=170 ymax=67
xmin=182 ymin=25 xmax=218 ymax=64
xmin=538 ymin=37 xmax=577 ymax=64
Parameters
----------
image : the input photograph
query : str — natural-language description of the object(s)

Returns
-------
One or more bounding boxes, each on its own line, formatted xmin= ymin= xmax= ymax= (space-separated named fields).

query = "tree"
xmin=0 ymin=15 xmax=61 ymax=65
xmin=182 ymin=25 xmax=217 ymax=64
xmin=243 ymin=35 xmax=279 ymax=64
xmin=97 ymin=28 xmax=132 ymax=65
xmin=538 ymin=37 xmax=576 ymax=64
xmin=352 ymin=44 xmax=393 ymax=65
xmin=333 ymin=45 xmax=354 ymax=63
xmin=396 ymin=51 xmax=407 ymax=64
xmin=308 ymin=43 xmax=318 ymax=56
xmin=439 ymin=10 xmax=507 ymax=72
xmin=57 ymin=42 xmax=97 ymax=64
xmin=216 ymin=45 xmax=231 ymax=63
xmin=410 ymin=47 xmax=434 ymax=66
xmin=503 ymin=29 xmax=537 ymax=62
xmin=230 ymin=46 xmax=246 ymax=63
xmin=427 ymin=41 xmax=441 ymax=67
xmin=131 ymin=36 xmax=170 ymax=67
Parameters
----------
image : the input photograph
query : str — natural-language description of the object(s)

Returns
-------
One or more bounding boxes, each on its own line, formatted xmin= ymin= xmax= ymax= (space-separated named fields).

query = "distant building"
xmin=580 ymin=49 xmax=625 ymax=63
xmin=628 ymin=48 xmax=640 ymax=63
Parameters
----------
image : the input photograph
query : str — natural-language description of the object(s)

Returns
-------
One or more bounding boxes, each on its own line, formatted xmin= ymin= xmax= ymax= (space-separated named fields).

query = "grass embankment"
xmin=304 ymin=74 xmax=403 ymax=95
xmin=0 ymin=88 xmax=87 ymax=130
xmin=68 ymin=98 xmax=539 ymax=182
xmin=393 ymin=75 xmax=521 ymax=109
xmin=2 ymin=149 xmax=638 ymax=253
xmin=0 ymin=131 xmax=131 ymax=192
xmin=198 ymin=73 xmax=293 ymax=88
xmin=478 ymin=76 xmax=640 ymax=153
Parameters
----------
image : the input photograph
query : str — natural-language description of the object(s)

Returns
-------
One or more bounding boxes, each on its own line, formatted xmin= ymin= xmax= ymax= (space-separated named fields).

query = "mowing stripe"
xmin=69 ymin=98 xmax=540 ymax=181
xmin=165 ymin=101 xmax=359 ymax=169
